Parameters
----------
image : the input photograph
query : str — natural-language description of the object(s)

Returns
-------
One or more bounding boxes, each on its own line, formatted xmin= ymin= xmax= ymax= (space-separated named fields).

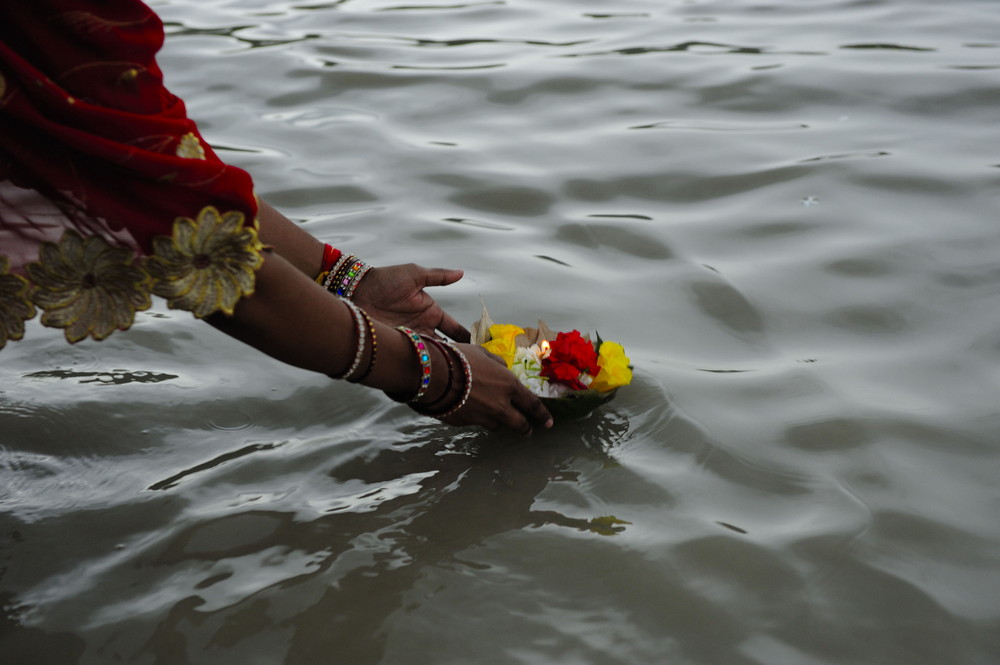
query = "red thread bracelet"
xmin=315 ymin=243 xmax=344 ymax=284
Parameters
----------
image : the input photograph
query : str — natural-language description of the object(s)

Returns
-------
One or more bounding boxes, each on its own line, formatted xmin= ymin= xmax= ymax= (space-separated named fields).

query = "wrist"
xmin=410 ymin=341 xmax=473 ymax=420
xmin=314 ymin=243 xmax=343 ymax=285
xmin=319 ymin=253 xmax=373 ymax=299
xmin=413 ymin=336 xmax=456 ymax=408
xmin=383 ymin=327 xmax=433 ymax=402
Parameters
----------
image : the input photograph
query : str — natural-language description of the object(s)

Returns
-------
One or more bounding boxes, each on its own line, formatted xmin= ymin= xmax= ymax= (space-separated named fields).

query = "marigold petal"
xmin=489 ymin=324 xmax=525 ymax=342
xmin=483 ymin=337 xmax=518 ymax=368
xmin=591 ymin=341 xmax=633 ymax=391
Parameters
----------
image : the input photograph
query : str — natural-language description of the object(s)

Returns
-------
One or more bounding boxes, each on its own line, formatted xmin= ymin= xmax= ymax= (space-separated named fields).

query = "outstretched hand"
xmin=352 ymin=263 xmax=471 ymax=342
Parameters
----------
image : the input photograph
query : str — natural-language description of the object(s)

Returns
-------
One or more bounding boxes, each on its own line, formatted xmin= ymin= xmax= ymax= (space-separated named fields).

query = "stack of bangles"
xmin=323 ymin=249 xmax=473 ymax=419
xmin=315 ymin=244 xmax=371 ymax=299
xmin=400 ymin=330 xmax=473 ymax=420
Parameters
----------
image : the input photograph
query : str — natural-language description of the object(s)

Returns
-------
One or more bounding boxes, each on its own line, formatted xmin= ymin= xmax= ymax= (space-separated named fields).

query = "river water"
xmin=2 ymin=0 xmax=1000 ymax=663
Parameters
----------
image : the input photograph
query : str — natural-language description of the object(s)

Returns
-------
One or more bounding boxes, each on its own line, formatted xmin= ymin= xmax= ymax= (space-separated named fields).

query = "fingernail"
xmin=545 ymin=418 xmax=554 ymax=429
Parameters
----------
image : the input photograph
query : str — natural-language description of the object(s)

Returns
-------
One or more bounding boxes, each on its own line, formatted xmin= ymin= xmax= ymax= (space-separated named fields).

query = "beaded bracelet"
xmin=319 ymin=252 xmax=372 ymax=300
xmin=344 ymin=263 xmax=372 ymax=299
xmin=433 ymin=340 xmax=473 ymax=420
xmin=330 ymin=298 xmax=367 ymax=381
xmin=410 ymin=336 xmax=455 ymax=413
xmin=323 ymin=254 xmax=354 ymax=291
xmin=333 ymin=258 xmax=367 ymax=298
xmin=388 ymin=326 xmax=432 ymax=403
xmin=349 ymin=306 xmax=378 ymax=384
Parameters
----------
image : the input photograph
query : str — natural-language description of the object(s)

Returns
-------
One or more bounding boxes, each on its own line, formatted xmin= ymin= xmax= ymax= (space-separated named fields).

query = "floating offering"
xmin=471 ymin=303 xmax=632 ymax=419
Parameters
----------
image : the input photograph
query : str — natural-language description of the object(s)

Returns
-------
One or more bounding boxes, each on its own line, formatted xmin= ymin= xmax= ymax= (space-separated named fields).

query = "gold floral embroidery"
xmin=1 ymin=205 xmax=263 ymax=349
xmin=0 ymin=257 xmax=36 ymax=350
xmin=176 ymin=132 xmax=206 ymax=160
xmin=146 ymin=206 xmax=263 ymax=318
xmin=26 ymin=230 xmax=152 ymax=343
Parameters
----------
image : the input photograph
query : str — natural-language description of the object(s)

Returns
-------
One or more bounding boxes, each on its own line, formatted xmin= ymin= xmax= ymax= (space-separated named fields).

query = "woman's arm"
xmin=255 ymin=198 xmax=470 ymax=341
xmin=255 ymin=199 xmax=326 ymax=276
xmin=206 ymin=249 xmax=553 ymax=434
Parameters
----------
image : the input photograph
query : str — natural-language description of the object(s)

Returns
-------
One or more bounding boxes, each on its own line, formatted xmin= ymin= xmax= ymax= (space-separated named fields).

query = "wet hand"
xmin=440 ymin=344 xmax=554 ymax=435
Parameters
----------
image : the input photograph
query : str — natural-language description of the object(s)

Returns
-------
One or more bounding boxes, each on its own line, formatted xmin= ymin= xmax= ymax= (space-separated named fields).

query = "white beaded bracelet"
xmin=330 ymin=297 xmax=366 ymax=381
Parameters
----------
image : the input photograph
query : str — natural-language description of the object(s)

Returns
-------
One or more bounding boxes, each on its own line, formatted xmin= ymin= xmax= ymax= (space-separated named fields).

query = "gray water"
xmin=3 ymin=0 xmax=1000 ymax=663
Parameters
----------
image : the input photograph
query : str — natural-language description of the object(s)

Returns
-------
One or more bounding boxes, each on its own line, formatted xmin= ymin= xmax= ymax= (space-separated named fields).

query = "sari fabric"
xmin=0 ymin=0 xmax=262 ymax=347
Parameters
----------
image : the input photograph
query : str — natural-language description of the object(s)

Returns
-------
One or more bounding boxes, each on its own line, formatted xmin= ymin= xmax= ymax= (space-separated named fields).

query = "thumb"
xmin=423 ymin=267 xmax=464 ymax=288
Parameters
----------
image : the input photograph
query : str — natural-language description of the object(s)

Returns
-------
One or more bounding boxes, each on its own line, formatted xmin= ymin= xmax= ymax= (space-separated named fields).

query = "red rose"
xmin=541 ymin=361 xmax=588 ymax=390
xmin=548 ymin=331 xmax=599 ymax=376
xmin=540 ymin=330 xmax=599 ymax=389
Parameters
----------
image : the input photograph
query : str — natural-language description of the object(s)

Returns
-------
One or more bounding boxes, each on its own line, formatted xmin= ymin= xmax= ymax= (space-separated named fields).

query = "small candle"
xmin=538 ymin=340 xmax=551 ymax=360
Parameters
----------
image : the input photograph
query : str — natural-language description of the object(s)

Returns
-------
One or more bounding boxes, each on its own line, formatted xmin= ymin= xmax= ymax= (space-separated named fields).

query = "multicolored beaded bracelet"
xmin=344 ymin=263 xmax=372 ymax=299
xmin=330 ymin=298 xmax=367 ymax=381
xmin=420 ymin=335 xmax=455 ymax=404
xmin=318 ymin=252 xmax=372 ymax=300
xmin=395 ymin=326 xmax=432 ymax=402
xmin=410 ymin=336 xmax=455 ymax=413
xmin=323 ymin=254 xmax=353 ymax=291
xmin=333 ymin=258 xmax=367 ymax=298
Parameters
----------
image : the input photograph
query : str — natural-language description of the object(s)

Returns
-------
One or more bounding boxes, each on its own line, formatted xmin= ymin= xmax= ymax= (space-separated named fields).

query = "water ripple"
xmin=6 ymin=0 xmax=1000 ymax=662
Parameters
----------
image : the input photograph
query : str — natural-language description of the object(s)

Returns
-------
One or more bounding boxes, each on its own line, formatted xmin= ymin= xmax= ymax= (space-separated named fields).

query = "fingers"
xmin=438 ymin=310 xmax=472 ymax=343
xmin=484 ymin=360 xmax=554 ymax=434
xmin=472 ymin=405 xmax=532 ymax=436
xmin=511 ymin=385 xmax=554 ymax=430
xmin=490 ymin=393 xmax=551 ymax=436
xmin=501 ymin=410 xmax=533 ymax=436
xmin=443 ymin=344 xmax=554 ymax=435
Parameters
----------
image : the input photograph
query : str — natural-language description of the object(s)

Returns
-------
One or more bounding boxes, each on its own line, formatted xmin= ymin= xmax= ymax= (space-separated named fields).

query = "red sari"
xmin=0 ymin=0 xmax=263 ymax=347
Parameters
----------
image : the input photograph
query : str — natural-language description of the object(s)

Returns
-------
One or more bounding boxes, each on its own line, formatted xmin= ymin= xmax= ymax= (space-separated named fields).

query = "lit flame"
xmin=539 ymin=340 xmax=551 ymax=359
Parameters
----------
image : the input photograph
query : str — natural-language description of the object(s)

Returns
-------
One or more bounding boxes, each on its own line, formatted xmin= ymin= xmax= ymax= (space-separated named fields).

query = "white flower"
xmin=510 ymin=345 xmax=572 ymax=398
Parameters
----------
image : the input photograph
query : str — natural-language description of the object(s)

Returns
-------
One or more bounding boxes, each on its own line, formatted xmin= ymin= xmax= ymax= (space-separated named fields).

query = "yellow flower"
xmin=147 ymin=206 xmax=263 ymax=318
xmin=26 ymin=230 xmax=151 ymax=343
xmin=0 ymin=257 xmax=36 ymax=349
xmin=481 ymin=323 xmax=524 ymax=368
xmin=590 ymin=340 xmax=632 ymax=392
xmin=176 ymin=132 xmax=206 ymax=160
